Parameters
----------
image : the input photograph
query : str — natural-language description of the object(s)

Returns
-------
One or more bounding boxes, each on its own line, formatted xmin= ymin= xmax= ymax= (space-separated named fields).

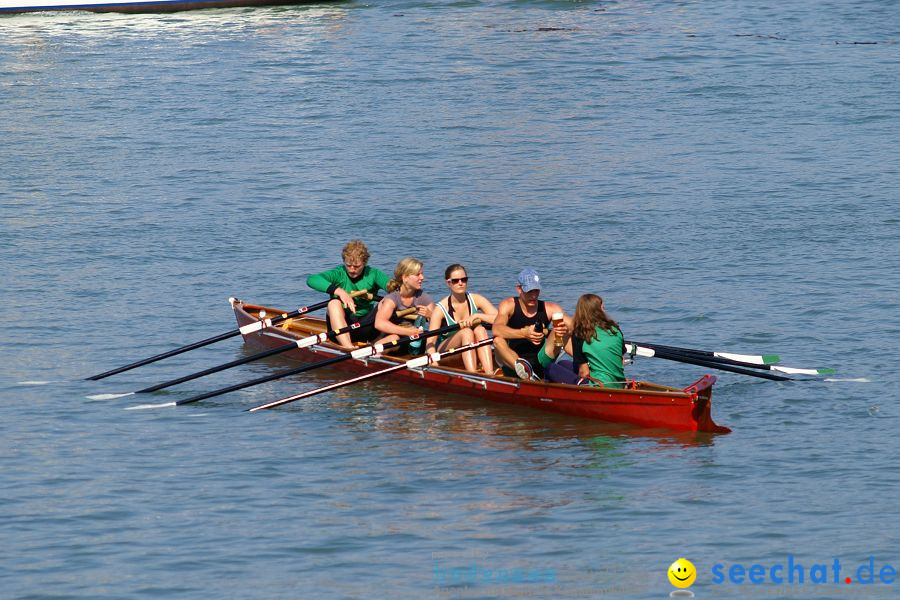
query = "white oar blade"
xmin=86 ymin=392 xmax=136 ymax=400
xmin=771 ymin=366 xmax=836 ymax=376
xmin=714 ymin=352 xmax=780 ymax=365
xmin=125 ymin=402 xmax=177 ymax=410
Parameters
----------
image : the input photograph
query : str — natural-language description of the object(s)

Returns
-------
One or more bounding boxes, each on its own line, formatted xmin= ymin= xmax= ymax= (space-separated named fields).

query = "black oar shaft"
xmin=650 ymin=349 xmax=790 ymax=381
xmin=628 ymin=342 xmax=710 ymax=359
xmin=86 ymin=292 xmax=373 ymax=381
xmin=135 ymin=342 xmax=296 ymax=394
xmin=656 ymin=350 xmax=770 ymax=372
xmin=175 ymin=352 xmax=352 ymax=406
xmin=628 ymin=342 xmax=787 ymax=374
xmin=175 ymin=321 xmax=463 ymax=406
xmin=249 ymin=363 xmax=410 ymax=411
xmin=628 ymin=340 xmax=776 ymax=365
xmin=86 ymin=330 xmax=241 ymax=381
xmin=249 ymin=338 xmax=494 ymax=411
xmin=135 ymin=306 xmax=413 ymax=394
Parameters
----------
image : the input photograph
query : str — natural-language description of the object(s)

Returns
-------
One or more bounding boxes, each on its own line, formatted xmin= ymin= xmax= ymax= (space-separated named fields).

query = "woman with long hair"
xmin=373 ymin=257 xmax=435 ymax=352
xmin=425 ymin=264 xmax=498 ymax=373
xmin=570 ymin=294 xmax=626 ymax=388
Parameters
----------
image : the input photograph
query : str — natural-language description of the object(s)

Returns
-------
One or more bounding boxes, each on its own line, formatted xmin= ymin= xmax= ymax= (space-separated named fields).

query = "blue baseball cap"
xmin=516 ymin=268 xmax=542 ymax=292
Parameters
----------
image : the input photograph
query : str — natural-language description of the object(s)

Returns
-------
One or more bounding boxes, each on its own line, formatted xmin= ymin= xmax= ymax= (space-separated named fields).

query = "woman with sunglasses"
xmin=425 ymin=264 xmax=498 ymax=373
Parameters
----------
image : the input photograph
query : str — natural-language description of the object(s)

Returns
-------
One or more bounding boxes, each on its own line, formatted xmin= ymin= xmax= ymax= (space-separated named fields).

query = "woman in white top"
xmin=425 ymin=264 xmax=497 ymax=373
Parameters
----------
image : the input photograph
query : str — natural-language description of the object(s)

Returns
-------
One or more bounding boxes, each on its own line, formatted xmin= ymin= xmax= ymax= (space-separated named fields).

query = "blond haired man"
xmin=306 ymin=240 xmax=389 ymax=348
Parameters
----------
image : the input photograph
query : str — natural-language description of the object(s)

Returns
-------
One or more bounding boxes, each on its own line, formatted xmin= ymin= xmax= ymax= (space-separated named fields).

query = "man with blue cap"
xmin=492 ymin=268 xmax=570 ymax=380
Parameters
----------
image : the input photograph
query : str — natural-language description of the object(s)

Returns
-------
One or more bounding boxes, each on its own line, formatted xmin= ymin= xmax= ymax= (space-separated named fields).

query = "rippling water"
xmin=2 ymin=1 xmax=899 ymax=598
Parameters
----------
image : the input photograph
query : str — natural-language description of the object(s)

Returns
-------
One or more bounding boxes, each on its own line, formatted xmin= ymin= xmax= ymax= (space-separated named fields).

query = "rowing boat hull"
xmin=0 ymin=0 xmax=328 ymax=14
xmin=232 ymin=300 xmax=731 ymax=434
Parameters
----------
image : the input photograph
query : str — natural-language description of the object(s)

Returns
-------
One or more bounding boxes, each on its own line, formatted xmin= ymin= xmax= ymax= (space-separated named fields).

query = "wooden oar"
xmin=627 ymin=340 xmax=779 ymax=365
xmin=88 ymin=307 xmax=416 ymax=399
xmin=626 ymin=343 xmax=833 ymax=376
xmin=85 ymin=291 xmax=372 ymax=381
xmin=157 ymin=320 xmax=470 ymax=407
xmin=248 ymin=338 xmax=495 ymax=412
xmin=625 ymin=343 xmax=792 ymax=381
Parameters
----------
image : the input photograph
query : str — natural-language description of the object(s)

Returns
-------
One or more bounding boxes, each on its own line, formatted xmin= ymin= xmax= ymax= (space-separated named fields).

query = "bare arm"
xmin=544 ymin=301 xmax=571 ymax=339
xmin=418 ymin=302 xmax=435 ymax=320
xmin=375 ymin=299 xmax=420 ymax=336
xmin=494 ymin=298 xmax=528 ymax=339
xmin=333 ymin=288 xmax=370 ymax=315
xmin=470 ymin=294 xmax=498 ymax=325
xmin=425 ymin=300 xmax=447 ymax=353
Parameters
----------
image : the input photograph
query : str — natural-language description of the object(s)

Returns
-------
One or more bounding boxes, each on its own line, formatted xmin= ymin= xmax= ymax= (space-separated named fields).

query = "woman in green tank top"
xmin=425 ymin=264 xmax=498 ymax=373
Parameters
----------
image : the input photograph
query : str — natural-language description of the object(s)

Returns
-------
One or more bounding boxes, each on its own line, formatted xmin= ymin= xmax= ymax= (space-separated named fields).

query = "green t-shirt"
xmin=573 ymin=326 xmax=626 ymax=388
xmin=306 ymin=265 xmax=389 ymax=318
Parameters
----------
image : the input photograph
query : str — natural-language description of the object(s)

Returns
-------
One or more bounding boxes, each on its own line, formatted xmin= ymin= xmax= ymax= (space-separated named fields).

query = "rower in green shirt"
xmin=571 ymin=294 xmax=626 ymax=388
xmin=306 ymin=240 xmax=390 ymax=348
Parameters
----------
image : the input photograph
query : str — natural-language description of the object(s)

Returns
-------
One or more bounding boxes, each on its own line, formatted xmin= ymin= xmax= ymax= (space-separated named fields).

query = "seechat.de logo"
xmin=711 ymin=556 xmax=896 ymax=585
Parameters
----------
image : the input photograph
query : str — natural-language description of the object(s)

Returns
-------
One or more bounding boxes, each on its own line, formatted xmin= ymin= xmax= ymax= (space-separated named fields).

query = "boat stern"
xmin=683 ymin=375 xmax=731 ymax=433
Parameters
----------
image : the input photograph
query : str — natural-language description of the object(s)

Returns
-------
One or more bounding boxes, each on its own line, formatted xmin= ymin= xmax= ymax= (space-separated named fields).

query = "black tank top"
xmin=506 ymin=299 xmax=549 ymax=357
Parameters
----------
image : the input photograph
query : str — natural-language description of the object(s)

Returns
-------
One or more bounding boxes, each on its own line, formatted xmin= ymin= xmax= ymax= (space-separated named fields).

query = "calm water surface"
xmin=2 ymin=1 xmax=899 ymax=598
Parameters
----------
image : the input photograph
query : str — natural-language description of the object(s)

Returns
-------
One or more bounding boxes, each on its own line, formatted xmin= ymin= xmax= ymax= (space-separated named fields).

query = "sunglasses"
xmin=447 ymin=277 xmax=469 ymax=284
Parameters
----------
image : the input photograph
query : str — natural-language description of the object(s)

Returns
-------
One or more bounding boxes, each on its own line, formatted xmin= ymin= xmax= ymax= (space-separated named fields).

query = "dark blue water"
xmin=2 ymin=1 xmax=899 ymax=598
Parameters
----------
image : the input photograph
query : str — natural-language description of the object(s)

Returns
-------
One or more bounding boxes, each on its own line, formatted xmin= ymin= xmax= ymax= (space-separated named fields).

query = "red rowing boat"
xmin=232 ymin=300 xmax=731 ymax=434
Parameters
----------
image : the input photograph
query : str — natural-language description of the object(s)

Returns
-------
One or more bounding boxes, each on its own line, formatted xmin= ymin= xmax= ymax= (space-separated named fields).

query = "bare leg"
xmin=326 ymin=299 xmax=354 ymax=349
xmin=473 ymin=325 xmax=493 ymax=374
xmin=457 ymin=328 xmax=477 ymax=372
xmin=541 ymin=337 xmax=558 ymax=362
xmin=438 ymin=329 xmax=477 ymax=372
xmin=493 ymin=336 xmax=519 ymax=370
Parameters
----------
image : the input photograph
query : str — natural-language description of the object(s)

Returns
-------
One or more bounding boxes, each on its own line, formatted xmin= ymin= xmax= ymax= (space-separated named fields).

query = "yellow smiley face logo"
xmin=668 ymin=558 xmax=696 ymax=588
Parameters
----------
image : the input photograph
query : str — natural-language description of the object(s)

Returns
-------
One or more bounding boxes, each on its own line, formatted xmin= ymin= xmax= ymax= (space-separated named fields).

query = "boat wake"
xmin=18 ymin=380 xmax=61 ymax=385
xmin=824 ymin=377 xmax=870 ymax=383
